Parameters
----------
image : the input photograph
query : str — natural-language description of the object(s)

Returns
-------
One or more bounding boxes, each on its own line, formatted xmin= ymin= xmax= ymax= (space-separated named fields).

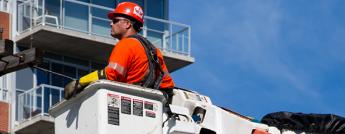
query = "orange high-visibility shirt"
xmin=104 ymin=37 xmax=174 ymax=89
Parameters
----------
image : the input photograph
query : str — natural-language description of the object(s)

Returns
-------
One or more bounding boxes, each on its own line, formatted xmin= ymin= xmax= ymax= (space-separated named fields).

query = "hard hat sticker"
xmin=133 ymin=6 xmax=143 ymax=19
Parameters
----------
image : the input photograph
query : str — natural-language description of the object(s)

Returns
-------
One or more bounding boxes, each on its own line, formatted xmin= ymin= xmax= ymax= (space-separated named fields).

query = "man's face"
xmin=110 ymin=17 xmax=129 ymax=39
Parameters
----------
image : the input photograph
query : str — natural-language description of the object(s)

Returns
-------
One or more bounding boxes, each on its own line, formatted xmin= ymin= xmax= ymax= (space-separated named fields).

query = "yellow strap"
xmin=79 ymin=70 xmax=99 ymax=86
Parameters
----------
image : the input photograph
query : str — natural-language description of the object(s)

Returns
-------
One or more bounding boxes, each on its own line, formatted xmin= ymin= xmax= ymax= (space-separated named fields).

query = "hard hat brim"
xmin=108 ymin=12 xmax=144 ymax=25
xmin=108 ymin=12 xmax=117 ymax=20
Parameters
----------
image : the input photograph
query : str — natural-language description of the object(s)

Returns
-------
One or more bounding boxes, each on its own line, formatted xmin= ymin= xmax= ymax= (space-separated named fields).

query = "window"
xmin=16 ymin=68 xmax=34 ymax=90
xmin=37 ymin=59 xmax=89 ymax=88
xmin=146 ymin=0 xmax=165 ymax=19
xmin=36 ymin=52 xmax=105 ymax=88
xmin=92 ymin=0 xmax=116 ymax=8
xmin=118 ymin=0 xmax=144 ymax=8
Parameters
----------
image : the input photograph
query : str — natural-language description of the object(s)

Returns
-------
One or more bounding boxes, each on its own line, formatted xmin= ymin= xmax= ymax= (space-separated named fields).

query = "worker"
xmin=64 ymin=2 xmax=175 ymax=103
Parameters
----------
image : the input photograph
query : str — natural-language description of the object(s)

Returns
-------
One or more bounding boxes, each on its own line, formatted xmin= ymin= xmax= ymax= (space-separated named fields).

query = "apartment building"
xmin=0 ymin=0 xmax=194 ymax=133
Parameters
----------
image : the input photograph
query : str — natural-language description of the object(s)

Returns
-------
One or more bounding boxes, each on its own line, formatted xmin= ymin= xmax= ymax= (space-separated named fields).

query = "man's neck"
xmin=121 ymin=30 xmax=137 ymax=39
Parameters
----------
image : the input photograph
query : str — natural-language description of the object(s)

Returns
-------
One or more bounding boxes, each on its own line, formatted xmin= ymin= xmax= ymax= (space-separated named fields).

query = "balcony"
xmin=15 ymin=0 xmax=194 ymax=72
xmin=15 ymin=84 xmax=63 ymax=134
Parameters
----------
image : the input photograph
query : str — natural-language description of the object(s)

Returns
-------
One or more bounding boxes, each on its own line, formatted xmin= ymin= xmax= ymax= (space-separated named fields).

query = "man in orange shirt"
xmin=64 ymin=2 xmax=174 ymax=102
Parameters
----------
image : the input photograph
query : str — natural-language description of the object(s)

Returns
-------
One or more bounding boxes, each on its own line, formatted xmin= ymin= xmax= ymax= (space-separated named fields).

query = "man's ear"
xmin=124 ymin=21 xmax=132 ymax=29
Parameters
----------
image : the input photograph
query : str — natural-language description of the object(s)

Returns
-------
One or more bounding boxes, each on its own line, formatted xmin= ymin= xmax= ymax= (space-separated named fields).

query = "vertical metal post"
xmin=33 ymin=67 xmax=37 ymax=92
xmin=182 ymin=33 xmax=185 ymax=53
xmin=33 ymin=0 xmax=38 ymax=26
xmin=169 ymin=23 xmax=173 ymax=52
xmin=49 ymin=88 xmax=52 ymax=109
xmin=59 ymin=87 xmax=62 ymax=102
xmin=60 ymin=0 xmax=65 ymax=28
xmin=188 ymin=26 xmax=191 ymax=57
xmin=17 ymin=94 xmax=21 ymax=121
xmin=10 ymin=0 xmax=18 ymax=133
xmin=42 ymin=0 xmax=45 ymax=26
xmin=33 ymin=88 xmax=37 ymax=112
xmin=176 ymin=32 xmax=179 ymax=52
xmin=162 ymin=31 xmax=166 ymax=50
xmin=29 ymin=92 xmax=32 ymax=118
xmin=29 ymin=0 xmax=33 ymax=30
xmin=143 ymin=25 xmax=147 ymax=37
xmin=88 ymin=3 xmax=92 ymax=35
xmin=41 ymin=85 xmax=44 ymax=116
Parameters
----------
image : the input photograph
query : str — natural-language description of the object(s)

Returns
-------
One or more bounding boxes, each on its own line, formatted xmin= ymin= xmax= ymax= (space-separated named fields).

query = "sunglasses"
xmin=112 ymin=18 xmax=128 ymax=24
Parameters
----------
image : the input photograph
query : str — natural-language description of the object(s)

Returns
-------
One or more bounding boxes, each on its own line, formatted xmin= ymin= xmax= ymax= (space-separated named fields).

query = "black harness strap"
xmin=128 ymin=35 xmax=165 ymax=89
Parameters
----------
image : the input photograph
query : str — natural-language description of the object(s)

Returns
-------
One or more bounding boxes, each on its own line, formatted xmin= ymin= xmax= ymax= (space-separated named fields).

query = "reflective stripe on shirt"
xmin=107 ymin=62 xmax=126 ymax=76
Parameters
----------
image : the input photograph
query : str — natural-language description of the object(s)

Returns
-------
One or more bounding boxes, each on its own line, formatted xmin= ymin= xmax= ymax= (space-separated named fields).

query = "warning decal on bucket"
xmin=146 ymin=111 xmax=156 ymax=118
xmin=144 ymin=101 xmax=154 ymax=110
xmin=133 ymin=99 xmax=143 ymax=116
xmin=108 ymin=106 xmax=119 ymax=125
xmin=107 ymin=93 xmax=120 ymax=107
xmin=121 ymin=96 xmax=132 ymax=114
xmin=107 ymin=93 xmax=120 ymax=125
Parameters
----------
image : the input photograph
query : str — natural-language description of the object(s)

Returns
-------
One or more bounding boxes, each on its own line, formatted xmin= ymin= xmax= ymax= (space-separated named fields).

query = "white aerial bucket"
xmin=50 ymin=80 xmax=166 ymax=134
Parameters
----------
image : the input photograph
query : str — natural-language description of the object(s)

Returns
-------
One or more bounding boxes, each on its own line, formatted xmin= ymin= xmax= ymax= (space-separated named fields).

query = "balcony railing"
xmin=0 ymin=0 xmax=9 ymax=13
xmin=17 ymin=0 xmax=191 ymax=57
xmin=17 ymin=84 xmax=63 ymax=122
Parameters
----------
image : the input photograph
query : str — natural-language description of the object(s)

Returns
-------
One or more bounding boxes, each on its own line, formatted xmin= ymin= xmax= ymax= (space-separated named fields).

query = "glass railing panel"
xmin=169 ymin=25 xmax=190 ymax=55
xmin=17 ymin=2 xmax=31 ymax=32
xmin=16 ymin=89 xmax=25 ymax=121
xmin=144 ymin=18 xmax=165 ymax=49
xmin=43 ymin=87 xmax=50 ymax=113
xmin=143 ymin=16 xmax=191 ymax=56
xmin=35 ymin=87 xmax=43 ymax=112
xmin=16 ymin=84 xmax=63 ymax=122
xmin=64 ymin=1 xmax=89 ymax=33
xmin=45 ymin=0 xmax=61 ymax=24
xmin=92 ymin=18 xmax=110 ymax=37
xmin=90 ymin=5 xmax=111 ymax=37
xmin=51 ymin=87 xmax=61 ymax=108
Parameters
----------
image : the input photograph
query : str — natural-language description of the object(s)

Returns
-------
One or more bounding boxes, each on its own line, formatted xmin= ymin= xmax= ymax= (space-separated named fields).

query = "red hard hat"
xmin=108 ymin=2 xmax=144 ymax=25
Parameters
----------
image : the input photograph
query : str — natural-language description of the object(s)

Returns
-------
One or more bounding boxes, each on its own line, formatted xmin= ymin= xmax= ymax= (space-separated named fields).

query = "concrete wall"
xmin=0 ymin=101 xmax=9 ymax=133
xmin=0 ymin=11 xmax=10 ymax=40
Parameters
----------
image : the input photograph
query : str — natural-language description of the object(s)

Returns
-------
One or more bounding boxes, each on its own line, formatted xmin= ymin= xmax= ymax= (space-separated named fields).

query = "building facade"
xmin=0 ymin=0 xmax=194 ymax=134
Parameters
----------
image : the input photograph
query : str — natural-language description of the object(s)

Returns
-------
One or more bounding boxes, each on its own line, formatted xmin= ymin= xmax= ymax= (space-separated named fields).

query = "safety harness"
xmin=128 ymin=35 xmax=165 ymax=90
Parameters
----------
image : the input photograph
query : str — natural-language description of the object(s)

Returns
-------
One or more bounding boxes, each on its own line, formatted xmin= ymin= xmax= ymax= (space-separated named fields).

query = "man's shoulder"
xmin=118 ymin=37 xmax=142 ymax=47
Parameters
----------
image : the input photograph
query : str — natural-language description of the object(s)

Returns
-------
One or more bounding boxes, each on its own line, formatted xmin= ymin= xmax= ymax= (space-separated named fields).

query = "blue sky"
xmin=169 ymin=0 xmax=345 ymax=120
